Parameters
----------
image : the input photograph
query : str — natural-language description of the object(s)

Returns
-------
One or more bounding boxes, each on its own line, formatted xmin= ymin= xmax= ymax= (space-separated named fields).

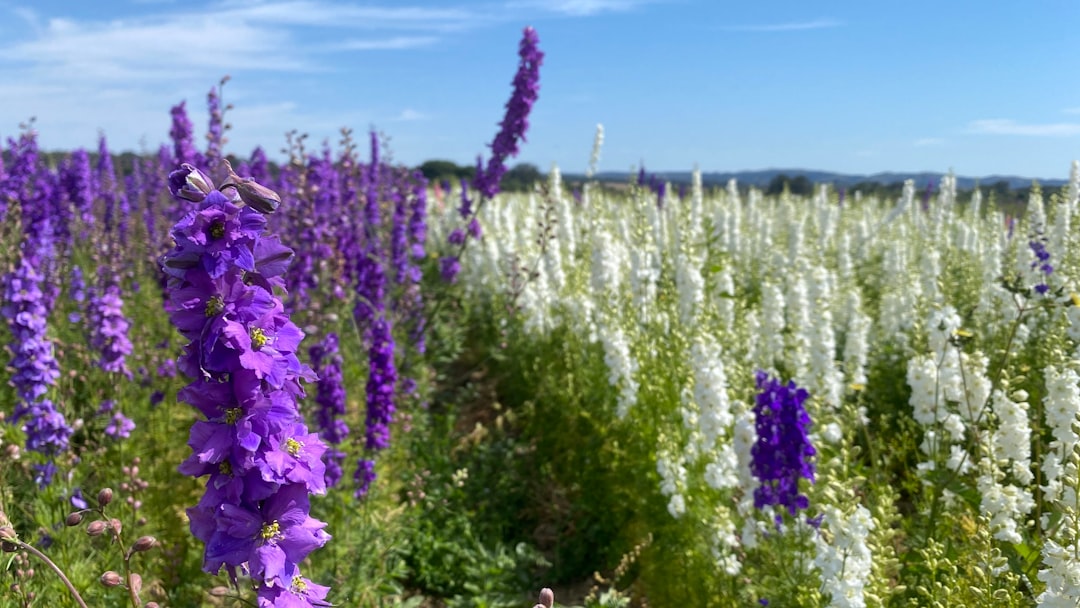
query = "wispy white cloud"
xmin=507 ymin=0 xmax=654 ymax=17
xmin=720 ymin=18 xmax=843 ymax=32
xmin=393 ymin=108 xmax=430 ymax=121
xmin=968 ymin=119 xmax=1080 ymax=137
xmin=0 ymin=1 xmax=483 ymax=152
xmin=332 ymin=36 xmax=439 ymax=51
xmin=914 ymin=137 xmax=945 ymax=146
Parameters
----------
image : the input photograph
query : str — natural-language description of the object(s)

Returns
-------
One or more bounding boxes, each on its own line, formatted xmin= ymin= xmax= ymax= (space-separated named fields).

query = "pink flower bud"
xmin=97 ymin=488 xmax=113 ymax=507
xmin=538 ymin=587 xmax=554 ymax=608
xmin=86 ymin=520 xmax=107 ymax=536
xmin=65 ymin=512 xmax=83 ymax=527
xmin=100 ymin=571 xmax=122 ymax=587
xmin=132 ymin=536 xmax=156 ymax=552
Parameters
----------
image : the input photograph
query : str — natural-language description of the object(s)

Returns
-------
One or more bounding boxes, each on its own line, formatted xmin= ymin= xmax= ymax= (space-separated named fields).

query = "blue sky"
xmin=2 ymin=0 xmax=1079 ymax=178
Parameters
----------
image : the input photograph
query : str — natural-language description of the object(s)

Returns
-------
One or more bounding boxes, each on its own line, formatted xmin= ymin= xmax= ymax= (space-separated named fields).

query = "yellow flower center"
xmin=219 ymin=461 xmax=232 ymax=475
xmin=210 ymin=221 xmax=225 ymax=239
xmin=224 ymin=408 xmax=242 ymax=424
xmin=205 ymin=296 xmax=224 ymax=317
xmin=260 ymin=520 xmax=280 ymax=541
xmin=250 ymin=327 xmax=268 ymax=349
xmin=285 ymin=438 xmax=303 ymax=456
xmin=292 ymin=576 xmax=307 ymax=592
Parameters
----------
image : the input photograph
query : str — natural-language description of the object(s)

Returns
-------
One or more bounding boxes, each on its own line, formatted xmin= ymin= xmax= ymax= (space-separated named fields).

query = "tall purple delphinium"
xmin=62 ymin=149 xmax=95 ymax=239
xmin=751 ymin=371 xmax=816 ymax=524
xmin=474 ymin=27 xmax=544 ymax=200
xmin=441 ymin=27 xmax=542 ymax=281
xmin=407 ymin=172 xmax=428 ymax=354
xmin=205 ymin=85 xmax=225 ymax=171
xmin=86 ymin=267 xmax=134 ymax=378
xmin=96 ymin=135 xmax=122 ymax=239
xmin=310 ymin=333 xmax=348 ymax=488
xmin=2 ymin=256 xmax=71 ymax=487
xmin=162 ymin=164 xmax=331 ymax=605
xmin=170 ymin=101 xmax=200 ymax=168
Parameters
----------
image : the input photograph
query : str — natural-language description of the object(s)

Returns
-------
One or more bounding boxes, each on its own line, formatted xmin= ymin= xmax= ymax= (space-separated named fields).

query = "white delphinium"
xmin=731 ymin=401 xmax=760 ymax=544
xmin=813 ymin=504 xmax=875 ymax=608
xmin=754 ymin=282 xmax=786 ymax=370
xmin=1028 ymin=185 xmax=1047 ymax=238
xmin=721 ymin=179 xmax=743 ymax=257
xmin=713 ymin=268 xmax=735 ymax=329
xmin=785 ymin=272 xmax=812 ymax=380
xmin=710 ymin=510 xmax=743 ymax=575
xmin=991 ymin=389 xmax=1034 ymax=484
xmin=519 ymin=262 xmax=553 ymax=335
xmin=676 ymin=251 xmax=705 ymax=327
xmin=590 ymin=228 xmax=626 ymax=304
xmin=689 ymin=337 xmax=732 ymax=449
xmin=1042 ymin=366 xmax=1080 ymax=505
xmin=969 ymin=186 xmax=983 ymax=221
xmin=880 ymin=179 xmax=915 ymax=228
xmin=919 ymin=247 xmax=941 ymax=304
xmin=907 ymin=307 xmax=991 ymax=476
xmin=805 ymin=265 xmax=843 ymax=409
xmin=600 ymin=324 xmax=639 ymax=419
xmin=628 ymin=245 xmax=659 ymax=325
xmin=1038 ymin=365 xmax=1080 ymax=605
xmin=977 ymin=389 xmax=1034 ymax=544
xmin=836 ymin=232 xmax=853 ymax=282
xmin=657 ymin=450 xmax=688 ymax=518
xmin=586 ymin=123 xmax=603 ymax=179
xmin=842 ymin=291 xmax=871 ymax=388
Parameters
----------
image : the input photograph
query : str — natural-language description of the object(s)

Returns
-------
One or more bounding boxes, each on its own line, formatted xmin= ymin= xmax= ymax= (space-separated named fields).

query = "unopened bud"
xmin=65 ymin=512 xmax=83 ymax=527
xmin=221 ymin=160 xmax=280 ymax=214
xmin=110 ymin=519 xmax=123 ymax=535
xmin=168 ymin=164 xmax=215 ymax=202
xmin=86 ymin=521 xmax=107 ymax=536
xmin=145 ymin=603 xmax=159 ymax=608
xmin=209 ymin=586 xmax=231 ymax=597
xmin=132 ymin=536 xmax=156 ymax=552
xmin=100 ymin=571 xmax=122 ymax=587
xmin=97 ymin=488 xmax=113 ymax=507
xmin=538 ymin=587 xmax=554 ymax=608
xmin=129 ymin=572 xmax=142 ymax=595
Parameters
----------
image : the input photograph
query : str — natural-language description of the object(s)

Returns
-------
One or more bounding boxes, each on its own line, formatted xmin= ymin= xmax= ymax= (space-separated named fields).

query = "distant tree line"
xmin=417 ymin=160 xmax=542 ymax=192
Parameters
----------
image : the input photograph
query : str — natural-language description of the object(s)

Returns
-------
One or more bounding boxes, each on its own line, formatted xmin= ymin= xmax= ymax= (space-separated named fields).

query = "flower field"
xmin=4 ymin=26 xmax=1080 ymax=608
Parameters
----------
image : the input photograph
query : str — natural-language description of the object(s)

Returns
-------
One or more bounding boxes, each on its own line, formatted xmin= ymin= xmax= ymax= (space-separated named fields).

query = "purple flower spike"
xmin=161 ymin=164 xmax=331 ymax=602
xmin=474 ymin=27 xmax=544 ymax=200
xmin=751 ymin=371 xmax=816 ymax=523
xmin=2 ymin=256 xmax=70 ymax=486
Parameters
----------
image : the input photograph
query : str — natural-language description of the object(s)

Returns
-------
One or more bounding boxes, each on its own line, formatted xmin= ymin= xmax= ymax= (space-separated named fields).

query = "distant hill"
xmin=576 ymin=169 xmax=1068 ymax=190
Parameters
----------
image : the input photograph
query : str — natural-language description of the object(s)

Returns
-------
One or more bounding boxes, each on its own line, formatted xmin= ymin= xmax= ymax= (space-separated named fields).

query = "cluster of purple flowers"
xmin=309 ymin=333 xmax=348 ymax=488
xmin=2 ymin=256 xmax=71 ymax=487
xmin=162 ymin=164 xmax=330 ymax=605
xmin=86 ymin=269 xmax=134 ymax=377
xmin=751 ymin=371 xmax=816 ymax=523
xmin=1029 ymin=239 xmax=1052 ymax=295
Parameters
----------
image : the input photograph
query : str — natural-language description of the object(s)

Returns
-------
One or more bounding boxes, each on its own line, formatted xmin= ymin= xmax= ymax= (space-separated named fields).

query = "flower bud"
xmin=97 ymin=488 xmax=114 ymax=507
xmin=132 ymin=536 xmax=156 ymax=552
xmin=65 ymin=512 xmax=83 ymax=527
xmin=221 ymin=160 xmax=280 ymax=214
xmin=100 ymin=571 xmax=122 ymax=587
xmin=538 ymin=587 xmax=554 ymax=608
xmin=86 ymin=520 xmax=108 ymax=536
xmin=110 ymin=519 xmax=123 ymax=536
xmin=168 ymin=164 xmax=215 ymax=202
